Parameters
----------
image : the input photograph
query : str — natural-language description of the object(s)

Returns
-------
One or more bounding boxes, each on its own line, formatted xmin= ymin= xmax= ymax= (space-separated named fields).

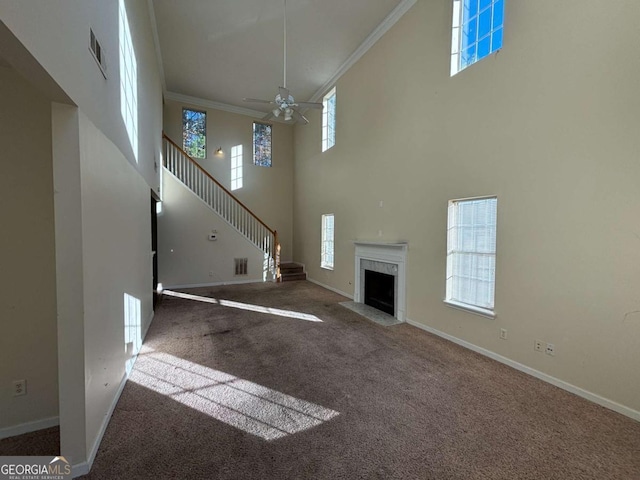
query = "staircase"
xmin=280 ymin=262 xmax=306 ymax=282
xmin=162 ymin=133 xmax=280 ymax=281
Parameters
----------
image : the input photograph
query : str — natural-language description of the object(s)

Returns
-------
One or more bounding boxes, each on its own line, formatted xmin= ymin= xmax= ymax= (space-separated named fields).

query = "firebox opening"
xmin=364 ymin=270 xmax=395 ymax=316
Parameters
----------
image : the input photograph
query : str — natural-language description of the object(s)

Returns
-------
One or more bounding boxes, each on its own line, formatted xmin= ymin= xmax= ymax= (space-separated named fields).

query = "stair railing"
xmin=162 ymin=133 xmax=280 ymax=281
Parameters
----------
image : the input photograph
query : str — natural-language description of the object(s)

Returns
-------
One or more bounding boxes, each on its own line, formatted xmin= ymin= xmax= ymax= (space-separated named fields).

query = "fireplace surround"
xmin=353 ymin=241 xmax=407 ymax=321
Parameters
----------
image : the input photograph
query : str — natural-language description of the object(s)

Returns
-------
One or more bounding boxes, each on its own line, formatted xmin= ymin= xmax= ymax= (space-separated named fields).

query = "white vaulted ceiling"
xmin=151 ymin=0 xmax=415 ymax=114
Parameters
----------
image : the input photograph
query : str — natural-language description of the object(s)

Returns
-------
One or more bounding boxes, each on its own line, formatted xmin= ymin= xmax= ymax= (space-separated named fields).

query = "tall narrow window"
xmin=321 ymin=214 xmax=335 ymax=270
xmin=231 ymin=145 xmax=243 ymax=191
xmin=182 ymin=108 xmax=206 ymax=159
xmin=253 ymin=122 xmax=272 ymax=167
xmin=322 ymin=87 xmax=336 ymax=152
xmin=451 ymin=0 xmax=504 ymax=75
xmin=445 ymin=196 xmax=497 ymax=316
xmin=119 ymin=0 xmax=138 ymax=160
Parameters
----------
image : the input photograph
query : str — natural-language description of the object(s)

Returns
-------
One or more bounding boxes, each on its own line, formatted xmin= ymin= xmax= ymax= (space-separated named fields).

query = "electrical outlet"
xmin=534 ymin=340 xmax=544 ymax=352
xmin=500 ymin=328 xmax=507 ymax=340
xmin=13 ymin=379 xmax=26 ymax=397
xmin=545 ymin=343 xmax=555 ymax=356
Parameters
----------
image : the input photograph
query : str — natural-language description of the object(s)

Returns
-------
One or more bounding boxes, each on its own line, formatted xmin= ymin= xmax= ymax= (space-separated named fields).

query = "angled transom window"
xmin=445 ymin=196 xmax=497 ymax=317
xmin=451 ymin=0 xmax=504 ymax=75
xmin=322 ymin=87 xmax=336 ymax=152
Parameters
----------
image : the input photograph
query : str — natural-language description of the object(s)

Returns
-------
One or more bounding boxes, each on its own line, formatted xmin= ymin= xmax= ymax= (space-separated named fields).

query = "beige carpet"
xmin=71 ymin=280 xmax=640 ymax=479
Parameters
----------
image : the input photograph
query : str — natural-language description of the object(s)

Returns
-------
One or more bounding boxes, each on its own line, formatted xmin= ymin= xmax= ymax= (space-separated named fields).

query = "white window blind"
xmin=321 ymin=214 xmax=334 ymax=269
xmin=322 ymin=88 xmax=336 ymax=152
xmin=446 ymin=196 xmax=497 ymax=314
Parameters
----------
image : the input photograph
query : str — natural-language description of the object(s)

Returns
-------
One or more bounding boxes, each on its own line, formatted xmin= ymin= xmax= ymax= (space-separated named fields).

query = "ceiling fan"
xmin=243 ymin=0 xmax=323 ymax=125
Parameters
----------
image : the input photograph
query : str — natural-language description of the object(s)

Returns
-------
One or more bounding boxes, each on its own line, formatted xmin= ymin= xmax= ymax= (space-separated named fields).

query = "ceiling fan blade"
xmin=292 ymin=110 xmax=309 ymax=125
xmin=244 ymin=98 xmax=274 ymax=104
xmin=296 ymin=102 xmax=323 ymax=109
xmin=262 ymin=111 xmax=275 ymax=122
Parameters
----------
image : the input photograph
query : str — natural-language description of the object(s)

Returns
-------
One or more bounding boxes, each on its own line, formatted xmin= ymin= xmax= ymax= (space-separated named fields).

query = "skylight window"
xmin=322 ymin=87 xmax=336 ymax=152
xmin=451 ymin=0 xmax=504 ymax=75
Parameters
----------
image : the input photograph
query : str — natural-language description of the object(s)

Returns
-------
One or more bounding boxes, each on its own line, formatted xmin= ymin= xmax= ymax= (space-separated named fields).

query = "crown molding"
xmin=164 ymin=91 xmax=272 ymax=120
xmin=147 ymin=0 xmax=166 ymax=92
xmin=309 ymin=0 xmax=417 ymax=103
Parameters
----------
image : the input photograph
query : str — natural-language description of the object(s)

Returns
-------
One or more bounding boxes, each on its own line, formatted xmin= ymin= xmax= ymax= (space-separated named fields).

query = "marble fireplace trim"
xmin=353 ymin=241 xmax=407 ymax=322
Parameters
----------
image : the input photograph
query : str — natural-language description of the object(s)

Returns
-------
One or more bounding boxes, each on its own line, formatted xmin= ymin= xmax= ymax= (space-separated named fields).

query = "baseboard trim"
xmin=307 ymin=277 xmax=353 ymax=299
xmin=163 ymin=279 xmax=264 ymax=290
xmin=405 ymin=318 xmax=640 ymax=423
xmin=72 ymin=310 xmax=155 ymax=478
xmin=0 ymin=416 xmax=60 ymax=440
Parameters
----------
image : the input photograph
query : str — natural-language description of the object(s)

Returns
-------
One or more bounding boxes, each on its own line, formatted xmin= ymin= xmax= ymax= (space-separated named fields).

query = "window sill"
xmin=320 ymin=265 xmax=334 ymax=271
xmin=444 ymin=300 xmax=495 ymax=319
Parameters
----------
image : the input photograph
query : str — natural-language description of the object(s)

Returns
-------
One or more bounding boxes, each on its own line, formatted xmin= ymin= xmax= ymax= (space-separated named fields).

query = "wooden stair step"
xmin=281 ymin=272 xmax=307 ymax=282
xmin=280 ymin=262 xmax=306 ymax=282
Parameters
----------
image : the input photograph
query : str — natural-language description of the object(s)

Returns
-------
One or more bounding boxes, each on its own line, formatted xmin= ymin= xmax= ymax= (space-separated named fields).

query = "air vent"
xmin=89 ymin=28 xmax=107 ymax=78
xmin=234 ymin=258 xmax=248 ymax=276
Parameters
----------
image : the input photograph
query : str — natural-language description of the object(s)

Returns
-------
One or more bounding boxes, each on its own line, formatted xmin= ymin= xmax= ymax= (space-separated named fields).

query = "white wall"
xmin=0 ymin=0 xmax=163 ymax=194
xmin=163 ymin=100 xmax=294 ymax=262
xmin=0 ymin=66 xmax=58 ymax=436
xmin=293 ymin=0 xmax=640 ymax=415
xmin=158 ymin=172 xmax=266 ymax=287
xmin=0 ymin=0 xmax=163 ymax=471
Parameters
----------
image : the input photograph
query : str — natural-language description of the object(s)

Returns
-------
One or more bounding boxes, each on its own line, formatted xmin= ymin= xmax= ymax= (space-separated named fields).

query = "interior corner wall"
xmin=78 ymin=111 xmax=153 ymax=458
xmin=0 ymin=66 xmax=58 ymax=434
xmin=162 ymin=100 xmax=294 ymax=262
xmin=293 ymin=0 xmax=640 ymax=415
xmin=158 ymin=173 xmax=266 ymax=287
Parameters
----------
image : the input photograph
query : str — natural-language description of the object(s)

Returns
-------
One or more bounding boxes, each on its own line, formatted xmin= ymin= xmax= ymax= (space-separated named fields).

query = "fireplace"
xmin=364 ymin=270 xmax=395 ymax=315
xmin=354 ymin=241 xmax=408 ymax=321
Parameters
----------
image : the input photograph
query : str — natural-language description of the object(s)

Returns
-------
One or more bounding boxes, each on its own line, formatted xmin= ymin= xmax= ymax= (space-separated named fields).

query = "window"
xmin=231 ymin=145 xmax=243 ymax=191
xmin=451 ymin=0 xmax=504 ymax=75
xmin=182 ymin=108 xmax=206 ymax=159
xmin=321 ymin=214 xmax=335 ymax=270
xmin=253 ymin=122 xmax=272 ymax=167
xmin=119 ymin=0 xmax=138 ymax=160
xmin=445 ymin=196 xmax=497 ymax=316
xmin=322 ymin=87 xmax=336 ymax=152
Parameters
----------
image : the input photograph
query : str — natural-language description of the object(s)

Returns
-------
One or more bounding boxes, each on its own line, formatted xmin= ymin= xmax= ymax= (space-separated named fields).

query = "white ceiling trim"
xmin=165 ymin=91 xmax=269 ymax=120
xmin=308 ymin=0 xmax=417 ymax=103
xmin=147 ymin=0 xmax=166 ymax=92
xmin=157 ymin=0 xmax=416 ymax=121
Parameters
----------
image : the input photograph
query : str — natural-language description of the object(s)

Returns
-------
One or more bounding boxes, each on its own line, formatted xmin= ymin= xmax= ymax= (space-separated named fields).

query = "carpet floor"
xmin=0 ymin=427 xmax=59 ymax=456
xmin=76 ymin=281 xmax=638 ymax=479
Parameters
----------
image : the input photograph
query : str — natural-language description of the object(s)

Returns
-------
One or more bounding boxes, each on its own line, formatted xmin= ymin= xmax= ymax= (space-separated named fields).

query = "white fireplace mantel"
xmin=353 ymin=241 xmax=408 ymax=321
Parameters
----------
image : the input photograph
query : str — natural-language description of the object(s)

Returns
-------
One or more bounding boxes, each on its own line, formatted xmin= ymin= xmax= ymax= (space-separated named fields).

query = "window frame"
xmin=322 ymin=87 xmax=336 ymax=152
xmin=252 ymin=122 xmax=272 ymax=167
xmin=445 ymin=195 xmax=497 ymax=318
xmin=230 ymin=144 xmax=243 ymax=191
xmin=450 ymin=0 xmax=504 ymax=76
xmin=321 ymin=213 xmax=335 ymax=270
xmin=182 ymin=108 xmax=207 ymax=159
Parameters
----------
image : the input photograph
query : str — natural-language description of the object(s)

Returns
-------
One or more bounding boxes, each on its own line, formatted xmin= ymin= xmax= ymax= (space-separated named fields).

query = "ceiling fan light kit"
xmin=243 ymin=0 xmax=323 ymax=125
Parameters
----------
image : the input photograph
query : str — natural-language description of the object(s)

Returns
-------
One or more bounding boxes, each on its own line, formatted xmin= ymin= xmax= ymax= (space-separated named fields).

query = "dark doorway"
xmin=151 ymin=194 xmax=158 ymax=308
xmin=364 ymin=270 xmax=395 ymax=316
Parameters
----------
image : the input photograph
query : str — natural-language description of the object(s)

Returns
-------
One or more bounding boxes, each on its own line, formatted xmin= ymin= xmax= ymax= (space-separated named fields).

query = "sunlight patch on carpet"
xmin=162 ymin=290 xmax=323 ymax=322
xmin=130 ymin=349 xmax=339 ymax=440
